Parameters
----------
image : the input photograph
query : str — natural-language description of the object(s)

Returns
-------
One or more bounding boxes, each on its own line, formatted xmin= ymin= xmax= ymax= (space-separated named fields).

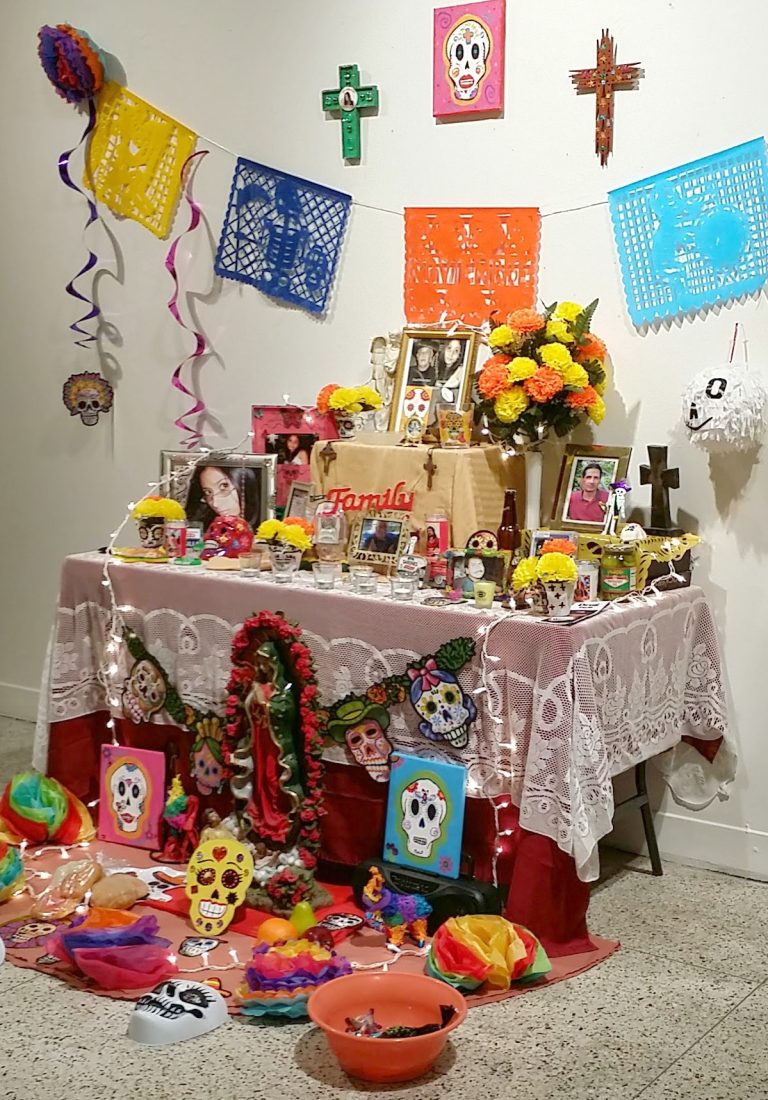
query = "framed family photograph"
xmin=251 ymin=405 xmax=338 ymax=506
xmin=388 ymin=329 xmax=480 ymax=435
xmin=349 ymin=510 xmax=411 ymax=566
xmin=284 ymin=480 xmax=314 ymax=521
xmin=551 ymin=445 xmax=632 ymax=532
xmin=160 ymin=451 xmax=276 ymax=534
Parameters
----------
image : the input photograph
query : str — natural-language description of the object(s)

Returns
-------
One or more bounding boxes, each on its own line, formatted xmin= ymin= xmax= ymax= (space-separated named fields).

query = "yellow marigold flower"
xmin=594 ymin=378 xmax=607 ymax=396
xmin=537 ymin=551 xmax=578 ymax=584
xmin=354 ymin=385 xmax=383 ymax=410
xmin=545 ymin=319 xmax=574 ymax=344
xmin=512 ymin=556 xmax=539 ymax=591
xmin=256 ymin=519 xmax=286 ymax=542
xmin=282 ymin=524 xmax=313 ymax=552
xmin=554 ymin=301 xmax=583 ymax=322
xmin=493 ymin=386 xmax=529 ymax=423
xmin=132 ymin=496 xmax=186 ymax=520
xmin=507 ymin=356 xmax=538 ymax=383
xmin=538 ymin=343 xmax=574 ymax=374
xmin=489 ymin=324 xmax=516 ymax=350
xmin=587 ymin=394 xmax=606 ymax=424
xmin=562 ymin=363 xmax=590 ymax=389
xmin=328 ymin=386 xmax=360 ymax=413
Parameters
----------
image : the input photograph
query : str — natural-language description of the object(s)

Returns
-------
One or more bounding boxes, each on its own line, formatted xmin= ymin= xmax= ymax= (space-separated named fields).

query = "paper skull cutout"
xmin=179 ymin=936 xmax=222 ymax=958
xmin=445 ymin=17 xmax=491 ymax=102
xmin=7 ymin=920 xmax=58 ymax=946
xmin=401 ymin=386 xmax=432 ymax=424
xmin=401 ymin=778 xmax=447 ymax=859
xmin=191 ymin=741 xmax=225 ymax=796
xmin=318 ymin=912 xmax=364 ymax=932
xmin=62 ymin=371 xmax=114 ymax=427
xmin=408 ymin=661 xmax=477 ymax=748
xmin=109 ymin=761 xmax=148 ymax=835
xmin=185 ymin=838 xmax=254 ymax=935
xmin=345 ymin=719 xmax=393 ymax=784
xmin=123 ymin=659 xmax=167 ymax=723
xmin=682 ymin=364 xmax=766 ymax=452
xmin=128 ymin=979 xmax=227 ymax=1046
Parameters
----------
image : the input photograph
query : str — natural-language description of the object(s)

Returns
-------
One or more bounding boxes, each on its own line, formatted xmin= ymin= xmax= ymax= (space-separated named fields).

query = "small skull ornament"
xmin=408 ymin=660 xmax=477 ymax=748
xmin=123 ymin=659 xmax=167 ymax=723
xmin=400 ymin=778 xmax=447 ymax=859
xmin=445 ymin=17 xmax=491 ymax=102
xmin=8 ymin=920 xmax=58 ymax=946
xmin=345 ymin=719 xmax=393 ymax=784
xmin=62 ymin=371 xmax=114 ymax=427
xmin=185 ymin=838 xmax=255 ymax=935
xmin=109 ymin=761 xmax=148 ymax=834
xmin=128 ymin=979 xmax=228 ymax=1046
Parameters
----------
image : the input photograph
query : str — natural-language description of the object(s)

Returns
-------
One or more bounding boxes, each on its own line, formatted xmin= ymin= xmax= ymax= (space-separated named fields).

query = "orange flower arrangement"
xmin=284 ymin=516 xmax=314 ymax=535
xmin=316 ymin=384 xmax=340 ymax=414
xmin=478 ymin=359 xmax=513 ymax=399
xmin=507 ymin=308 xmax=546 ymax=333
xmin=540 ymin=538 xmax=577 ymax=556
xmin=524 ymin=368 xmax=564 ymax=403
xmin=574 ymin=334 xmax=607 ymax=363
xmin=565 ymin=385 xmax=598 ymax=409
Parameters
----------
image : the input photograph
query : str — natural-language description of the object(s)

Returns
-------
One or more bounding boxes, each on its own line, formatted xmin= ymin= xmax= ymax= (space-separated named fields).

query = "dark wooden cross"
xmin=640 ymin=446 xmax=683 ymax=535
xmin=570 ymin=29 xmax=643 ymax=166
xmin=319 ymin=441 xmax=337 ymax=476
xmin=423 ymin=448 xmax=438 ymax=491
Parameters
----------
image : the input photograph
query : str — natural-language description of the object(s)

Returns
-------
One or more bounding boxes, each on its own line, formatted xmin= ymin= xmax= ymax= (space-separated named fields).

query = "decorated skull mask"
xmin=401 ymin=778 xmax=447 ymax=858
xmin=123 ymin=659 xmax=167 ymax=723
xmin=179 ymin=936 xmax=222 ymax=958
xmin=62 ymin=371 xmax=114 ymax=427
xmin=128 ymin=979 xmax=227 ymax=1046
xmin=445 ymin=18 xmax=491 ymax=102
xmin=192 ymin=741 xmax=224 ymax=796
xmin=345 ymin=720 xmax=393 ymax=783
xmin=408 ymin=661 xmax=477 ymax=748
xmin=109 ymin=761 xmax=148 ymax=834
xmin=682 ymin=364 xmax=766 ymax=452
xmin=185 ymin=838 xmax=255 ymax=935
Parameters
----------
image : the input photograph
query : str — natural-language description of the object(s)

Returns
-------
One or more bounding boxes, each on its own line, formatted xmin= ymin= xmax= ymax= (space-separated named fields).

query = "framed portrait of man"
xmin=388 ymin=329 xmax=479 ymax=435
xmin=349 ymin=510 xmax=411 ymax=566
xmin=551 ymin=445 xmax=632 ymax=532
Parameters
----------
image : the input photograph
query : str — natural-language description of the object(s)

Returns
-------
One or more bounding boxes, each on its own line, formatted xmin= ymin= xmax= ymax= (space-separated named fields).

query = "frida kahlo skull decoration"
xmin=62 ymin=371 xmax=114 ymax=427
xmin=327 ymin=699 xmax=393 ymax=783
xmin=185 ymin=837 xmax=255 ymax=935
xmin=123 ymin=659 xmax=167 ymax=723
xmin=408 ymin=659 xmax=477 ymax=748
xmin=109 ymin=761 xmax=148 ymax=834
xmin=401 ymin=777 xmax=447 ymax=859
xmin=445 ymin=17 xmax=491 ymax=102
xmin=128 ymin=979 xmax=228 ymax=1046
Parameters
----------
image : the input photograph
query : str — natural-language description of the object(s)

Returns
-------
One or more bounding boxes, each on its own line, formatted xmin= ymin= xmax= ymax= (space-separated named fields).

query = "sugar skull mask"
xmin=185 ymin=838 xmax=254 ymax=935
xmin=445 ymin=18 xmax=491 ymax=102
xmin=408 ymin=660 xmax=477 ymax=748
xmin=401 ymin=778 xmax=447 ymax=859
xmin=345 ymin=720 xmax=393 ymax=784
xmin=109 ymin=761 xmax=148 ymax=835
xmin=123 ymin=659 xmax=167 ymax=723
xmin=191 ymin=740 xmax=224 ymax=796
xmin=682 ymin=364 xmax=766 ymax=452
xmin=62 ymin=371 xmax=114 ymax=427
xmin=128 ymin=979 xmax=227 ymax=1046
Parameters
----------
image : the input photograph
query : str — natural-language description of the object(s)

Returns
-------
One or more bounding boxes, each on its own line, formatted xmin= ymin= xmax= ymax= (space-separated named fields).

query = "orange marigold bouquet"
xmin=475 ymin=301 xmax=608 ymax=448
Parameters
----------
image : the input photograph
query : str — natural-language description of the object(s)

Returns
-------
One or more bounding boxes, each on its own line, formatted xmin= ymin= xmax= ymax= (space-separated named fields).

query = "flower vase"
xmin=136 ymin=516 xmax=166 ymax=549
xmin=335 ymin=409 xmax=377 ymax=440
xmin=268 ymin=545 xmax=303 ymax=583
xmin=524 ymin=449 xmax=543 ymax=531
xmin=541 ymin=579 xmax=576 ymax=617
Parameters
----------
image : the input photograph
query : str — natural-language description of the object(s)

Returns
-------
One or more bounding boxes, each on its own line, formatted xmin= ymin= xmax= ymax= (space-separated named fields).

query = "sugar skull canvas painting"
xmin=98 ymin=746 xmax=165 ymax=849
xmin=433 ymin=1 xmax=506 ymax=118
xmin=383 ymin=753 xmax=466 ymax=878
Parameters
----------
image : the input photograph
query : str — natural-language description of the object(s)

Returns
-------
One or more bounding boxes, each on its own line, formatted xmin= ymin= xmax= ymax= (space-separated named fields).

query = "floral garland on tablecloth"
xmin=224 ymin=611 xmax=327 ymax=914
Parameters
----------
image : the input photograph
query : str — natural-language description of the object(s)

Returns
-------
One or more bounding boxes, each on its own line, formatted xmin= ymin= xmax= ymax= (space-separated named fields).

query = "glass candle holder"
xmin=350 ymin=566 xmax=377 ymax=595
xmin=312 ymin=561 xmax=341 ymax=590
xmin=391 ymin=575 xmax=417 ymax=601
xmin=473 ymin=580 xmax=496 ymax=608
xmin=238 ymin=549 xmax=264 ymax=577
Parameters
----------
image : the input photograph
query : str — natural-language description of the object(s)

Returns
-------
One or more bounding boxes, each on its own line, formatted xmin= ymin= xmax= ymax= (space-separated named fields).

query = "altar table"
xmin=35 ymin=553 xmax=735 ymax=956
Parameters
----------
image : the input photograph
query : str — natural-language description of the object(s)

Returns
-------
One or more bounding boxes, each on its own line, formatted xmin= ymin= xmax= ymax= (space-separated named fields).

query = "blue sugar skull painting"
xmin=384 ymin=752 xmax=466 ymax=878
xmin=214 ymin=158 xmax=351 ymax=314
xmin=609 ymin=139 xmax=768 ymax=326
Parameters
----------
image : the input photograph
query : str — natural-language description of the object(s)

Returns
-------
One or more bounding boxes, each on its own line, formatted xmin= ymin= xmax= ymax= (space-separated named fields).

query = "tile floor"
xmin=1 ymin=715 xmax=766 ymax=1100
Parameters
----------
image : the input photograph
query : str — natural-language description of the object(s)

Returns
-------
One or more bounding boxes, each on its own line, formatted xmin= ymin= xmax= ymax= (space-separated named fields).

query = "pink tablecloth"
xmin=36 ymin=553 xmax=735 ymax=883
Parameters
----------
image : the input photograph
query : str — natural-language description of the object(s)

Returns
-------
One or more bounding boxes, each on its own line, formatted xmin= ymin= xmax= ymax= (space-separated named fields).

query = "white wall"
xmin=2 ymin=0 xmax=766 ymax=877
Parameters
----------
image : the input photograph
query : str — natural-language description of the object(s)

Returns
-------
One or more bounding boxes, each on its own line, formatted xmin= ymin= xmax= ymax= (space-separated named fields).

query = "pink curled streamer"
xmin=164 ymin=149 xmax=210 ymax=449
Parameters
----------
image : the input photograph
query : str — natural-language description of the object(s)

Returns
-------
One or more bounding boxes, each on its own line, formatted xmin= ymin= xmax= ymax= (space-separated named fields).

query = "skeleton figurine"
xmin=601 ymin=479 xmax=631 ymax=538
xmin=128 ymin=980 xmax=228 ymax=1046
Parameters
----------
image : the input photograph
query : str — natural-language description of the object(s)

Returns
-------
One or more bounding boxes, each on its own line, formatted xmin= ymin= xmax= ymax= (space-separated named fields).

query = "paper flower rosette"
xmin=236 ymin=939 xmax=353 ymax=1018
xmin=37 ymin=24 xmax=105 ymax=104
xmin=0 ymin=842 xmax=25 ymax=902
xmin=0 ymin=772 xmax=95 ymax=846
xmin=426 ymin=915 xmax=551 ymax=992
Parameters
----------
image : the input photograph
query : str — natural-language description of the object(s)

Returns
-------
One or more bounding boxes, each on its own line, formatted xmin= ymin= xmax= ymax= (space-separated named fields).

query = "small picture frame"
xmin=551 ymin=445 xmax=633 ymax=532
xmin=530 ymin=528 xmax=579 ymax=555
xmin=389 ymin=329 xmax=480 ymax=436
xmin=463 ymin=548 xmax=511 ymax=593
xmin=160 ymin=451 xmax=276 ymax=533
xmin=251 ymin=405 xmax=338 ymax=507
xmin=285 ymin=480 xmax=314 ymax=521
xmin=349 ymin=510 xmax=411 ymax=566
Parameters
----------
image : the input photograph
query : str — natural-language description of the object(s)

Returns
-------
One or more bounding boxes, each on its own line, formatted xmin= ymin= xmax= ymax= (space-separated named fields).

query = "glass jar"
xmin=599 ymin=543 xmax=638 ymax=600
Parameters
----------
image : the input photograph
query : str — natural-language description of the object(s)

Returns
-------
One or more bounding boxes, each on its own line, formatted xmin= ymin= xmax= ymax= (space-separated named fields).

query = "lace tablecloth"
xmin=35 ymin=553 xmax=735 ymax=881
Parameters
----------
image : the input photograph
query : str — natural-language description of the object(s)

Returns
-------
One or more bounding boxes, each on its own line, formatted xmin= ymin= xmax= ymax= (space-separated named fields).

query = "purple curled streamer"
xmin=57 ymin=97 xmax=101 ymax=349
xmin=164 ymin=150 xmax=210 ymax=449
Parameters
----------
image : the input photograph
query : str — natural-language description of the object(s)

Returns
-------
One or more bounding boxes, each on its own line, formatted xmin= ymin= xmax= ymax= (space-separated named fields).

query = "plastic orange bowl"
xmin=307 ymin=971 xmax=467 ymax=1083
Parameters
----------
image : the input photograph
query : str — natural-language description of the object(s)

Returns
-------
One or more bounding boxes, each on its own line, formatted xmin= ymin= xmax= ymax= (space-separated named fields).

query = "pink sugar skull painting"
xmin=433 ymin=1 xmax=506 ymax=118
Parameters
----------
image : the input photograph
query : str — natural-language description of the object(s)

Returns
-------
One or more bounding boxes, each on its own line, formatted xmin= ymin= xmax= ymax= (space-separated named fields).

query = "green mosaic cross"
xmin=321 ymin=64 xmax=379 ymax=161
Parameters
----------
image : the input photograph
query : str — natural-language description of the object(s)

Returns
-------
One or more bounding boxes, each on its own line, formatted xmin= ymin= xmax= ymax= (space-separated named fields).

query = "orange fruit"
xmin=257 ymin=917 xmax=299 ymax=944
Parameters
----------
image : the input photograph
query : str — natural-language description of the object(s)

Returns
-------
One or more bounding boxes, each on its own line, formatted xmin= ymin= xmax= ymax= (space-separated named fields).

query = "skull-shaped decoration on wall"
xmin=122 ymin=659 xmax=167 ymax=723
xmin=682 ymin=363 xmax=766 ymax=452
xmin=400 ymin=777 xmax=447 ymax=859
xmin=62 ymin=371 xmax=114 ymax=427
xmin=185 ymin=838 xmax=255 ymax=935
xmin=128 ymin=979 xmax=228 ymax=1046
xmin=109 ymin=761 xmax=148 ymax=834
xmin=328 ymin=699 xmax=394 ymax=783
xmin=408 ymin=659 xmax=477 ymax=748
xmin=445 ymin=17 xmax=491 ymax=102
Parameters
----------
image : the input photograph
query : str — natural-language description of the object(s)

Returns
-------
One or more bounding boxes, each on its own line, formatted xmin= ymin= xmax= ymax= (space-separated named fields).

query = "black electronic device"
xmin=352 ymin=858 xmax=502 ymax=935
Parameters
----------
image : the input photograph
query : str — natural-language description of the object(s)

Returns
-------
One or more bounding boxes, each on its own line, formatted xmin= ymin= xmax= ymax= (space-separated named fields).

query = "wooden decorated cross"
xmin=570 ymin=29 xmax=643 ymax=167
xmin=639 ymin=445 xmax=682 ymax=535
xmin=321 ymin=64 xmax=379 ymax=161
